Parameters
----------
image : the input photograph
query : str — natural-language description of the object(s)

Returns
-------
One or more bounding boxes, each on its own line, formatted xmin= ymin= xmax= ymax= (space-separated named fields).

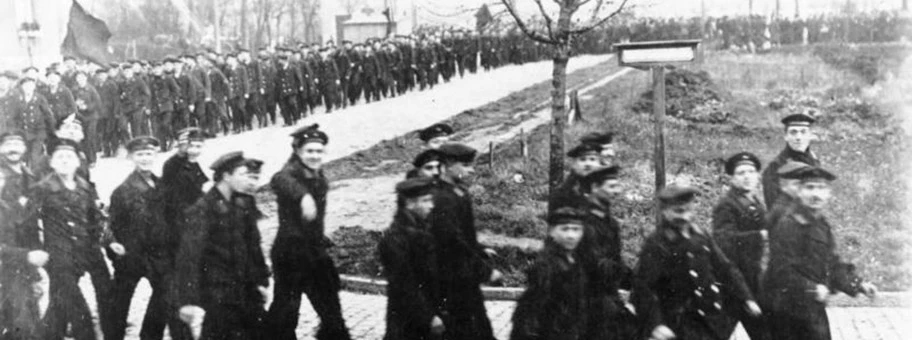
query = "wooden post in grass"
xmin=489 ymin=142 xmax=495 ymax=168
xmin=520 ymin=128 xmax=528 ymax=161
xmin=652 ymin=66 xmax=666 ymax=192
xmin=613 ymin=40 xmax=702 ymax=219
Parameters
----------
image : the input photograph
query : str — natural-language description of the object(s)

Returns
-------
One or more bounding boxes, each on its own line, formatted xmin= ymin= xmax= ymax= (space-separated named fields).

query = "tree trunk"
xmin=213 ymin=0 xmax=221 ymax=52
xmin=241 ymin=0 xmax=249 ymax=49
xmin=290 ymin=0 xmax=298 ymax=40
xmin=548 ymin=45 xmax=570 ymax=204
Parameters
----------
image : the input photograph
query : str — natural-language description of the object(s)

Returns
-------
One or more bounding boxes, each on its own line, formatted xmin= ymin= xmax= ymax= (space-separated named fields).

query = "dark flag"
xmin=475 ymin=4 xmax=493 ymax=33
xmin=61 ymin=0 xmax=112 ymax=65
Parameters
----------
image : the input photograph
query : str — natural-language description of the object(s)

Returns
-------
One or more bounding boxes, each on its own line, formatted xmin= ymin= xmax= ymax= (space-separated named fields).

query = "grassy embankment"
xmin=469 ymin=44 xmax=910 ymax=289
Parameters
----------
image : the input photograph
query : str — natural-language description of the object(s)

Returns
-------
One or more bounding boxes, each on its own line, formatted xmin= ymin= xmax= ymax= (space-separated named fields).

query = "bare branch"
xmin=500 ymin=0 xmax=557 ymax=44
xmin=588 ymin=0 xmax=606 ymax=22
xmin=532 ymin=0 xmax=555 ymax=39
xmin=568 ymin=0 xmax=628 ymax=35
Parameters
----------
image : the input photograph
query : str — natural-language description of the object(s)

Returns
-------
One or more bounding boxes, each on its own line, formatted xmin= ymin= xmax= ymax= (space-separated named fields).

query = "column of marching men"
xmin=0 ymin=31 xmax=558 ymax=164
xmin=0 ymin=102 xmax=882 ymax=338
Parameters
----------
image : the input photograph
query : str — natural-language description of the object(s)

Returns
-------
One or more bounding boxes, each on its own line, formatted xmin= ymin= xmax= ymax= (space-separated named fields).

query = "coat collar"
xmin=125 ymin=169 xmax=158 ymax=191
xmin=44 ymin=173 xmax=92 ymax=194
xmin=286 ymin=154 xmax=321 ymax=180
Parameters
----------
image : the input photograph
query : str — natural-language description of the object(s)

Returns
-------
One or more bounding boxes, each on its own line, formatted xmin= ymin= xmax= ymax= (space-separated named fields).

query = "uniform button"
xmin=697 ymin=309 xmax=705 ymax=316
xmin=714 ymin=302 xmax=722 ymax=310
xmin=689 ymin=270 xmax=698 ymax=278
xmin=694 ymin=290 xmax=702 ymax=297
xmin=702 ymin=245 xmax=710 ymax=252
xmin=686 ymin=252 xmax=694 ymax=258
xmin=710 ymin=284 xmax=720 ymax=293
xmin=71 ymin=236 xmax=77 ymax=240
xmin=67 ymin=221 xmax=75 ymax=227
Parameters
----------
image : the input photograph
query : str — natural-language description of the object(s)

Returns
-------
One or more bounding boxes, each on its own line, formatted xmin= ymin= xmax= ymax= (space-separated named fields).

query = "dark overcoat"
xmin=762 ymin=204 xmax=864 ymax=340
xmin=428 ymin=180 xmax=495 ymax=340
xmin=632 ymin=222 xmax=754 ymax=340
xmin=510 ymin=241 xmax=587 ymax=340
xmin=108 ymin=170 xmax=157 ymax=277
xmin=711 ymin=188 xmax=768 ymax=293
xmin=378 ymin=209 xmax=442 ymax=340
xmin=171 ymin=189 xmax=270 ymax=339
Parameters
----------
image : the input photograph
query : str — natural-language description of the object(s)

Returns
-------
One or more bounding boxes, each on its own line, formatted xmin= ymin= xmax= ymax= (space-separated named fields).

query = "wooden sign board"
xmin=613 ymin=39 xmax=702 ymax=67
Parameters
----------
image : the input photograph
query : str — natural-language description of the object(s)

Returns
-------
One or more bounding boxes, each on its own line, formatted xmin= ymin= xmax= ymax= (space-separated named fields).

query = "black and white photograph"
xmin=0 ymin=0 xmax=909 ymax=339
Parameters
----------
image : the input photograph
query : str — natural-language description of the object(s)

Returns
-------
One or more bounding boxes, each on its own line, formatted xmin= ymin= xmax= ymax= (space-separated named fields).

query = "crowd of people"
xmin=0 ymin=83 xmax=880 ymax=340
xmin=0 ymin=32 xmax=558 ymax=169
xmin=574 ymin=10 xmax=912 ymax=53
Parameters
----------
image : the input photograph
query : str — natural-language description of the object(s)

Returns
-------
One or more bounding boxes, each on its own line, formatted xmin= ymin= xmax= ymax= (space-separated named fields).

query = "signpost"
xmin=613 ymin=39 xmax=701 ymax=199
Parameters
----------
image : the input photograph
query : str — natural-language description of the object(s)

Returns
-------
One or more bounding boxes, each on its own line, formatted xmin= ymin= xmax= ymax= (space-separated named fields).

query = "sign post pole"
xmin=653 ymin=66 xmax=666 ymax=192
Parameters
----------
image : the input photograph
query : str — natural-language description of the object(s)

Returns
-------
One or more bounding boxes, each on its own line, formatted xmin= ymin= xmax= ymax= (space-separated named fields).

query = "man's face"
xmin=96 ymin=73 xmax=108 ymax=83
xmin=416 ymin=160 xmax=441 ymax=179
xmin=0 ymin=77 xmax=11 ymax=93
xmin=661 ymin=201 xmax=696 ymax=230
xmin=797 ymin=180 xmax=831 ymax=211
xmin=65 ymin=59 xmax=76 ymax=69
xmin=779 ymin=178 xmax=801 ymax=197
xmin=549 ymin=223 xmax=584 ymax=251
xmin=47 ymin=74 xmax=61 ymax=87
xmin=427 ymin=136 xmax=449 ymax=150
xmin=592 ymin=179 xmax=623 ymax=203
xmin=571 ymin=155 xmax=601 ymax=176
xmin=297 ymin=142 xmax=326 ymax=169
xmin=50 ymin=150 xmax=80 ymax=176
xmin=600 ymin=143 xmax=617 ymax=166
xmin=785 ymin=126 xmax=812 ymax=152
xmin=56 ymin=124 xmax=84 ymax=143
xmin=445 ymin=161 xmax=475 ymax=183
xmin=76 ymin=74 xmax=88 ymax=87
xmin=130 ymin=149 xmax=156 ymax=172
xmin=406 ymin=194 xmax=435 ymax=219
xmin=183 ymin=141 xmax=204 ymax=161
xmin=20 ymin=81 xmax=36 ymax=94
xmin=123 ymin=68 xmax=134 ymax=78
xmin=241 ymin=171 xmax=261 ymax=195
xmin=224 ymin=166 xmax=251 ymax=193
xmin=1 ymin=140 xmax=26 ymax=163
xmin=730 ymin=164 xmax=760 ymax=191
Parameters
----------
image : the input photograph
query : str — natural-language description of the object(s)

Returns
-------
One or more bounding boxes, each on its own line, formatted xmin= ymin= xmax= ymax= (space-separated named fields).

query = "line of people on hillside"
xmin=0 ymin=32 xmax=559 ymax=171
xmin=0 ymin=107 xmax=878 ymax=340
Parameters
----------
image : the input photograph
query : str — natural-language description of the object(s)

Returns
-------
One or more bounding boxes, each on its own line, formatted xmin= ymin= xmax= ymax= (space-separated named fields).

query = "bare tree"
xmin=500 ymin=0 xmax=628 ymax=208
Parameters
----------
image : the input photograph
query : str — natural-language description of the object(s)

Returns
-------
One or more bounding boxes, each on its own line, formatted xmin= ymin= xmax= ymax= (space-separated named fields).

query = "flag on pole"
xmin=475 ymin=4 xmax=494 ymax=32
xmin=61 ymin=0 xmax=113 ymax=65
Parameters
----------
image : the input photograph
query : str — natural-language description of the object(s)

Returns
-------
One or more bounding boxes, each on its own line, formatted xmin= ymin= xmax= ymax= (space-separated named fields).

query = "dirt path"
xmin=322 ymin=66 xmax=635 ymax=246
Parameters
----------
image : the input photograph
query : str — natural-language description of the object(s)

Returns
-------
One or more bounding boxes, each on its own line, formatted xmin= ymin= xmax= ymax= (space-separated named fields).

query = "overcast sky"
xmin=411 ymin=0 xmax=905 ymax=28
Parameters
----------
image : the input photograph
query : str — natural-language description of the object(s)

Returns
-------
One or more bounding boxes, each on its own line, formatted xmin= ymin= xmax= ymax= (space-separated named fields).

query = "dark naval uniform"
xmin=172 ymin=189 xmax=270 ymax=340
xmin=7 ymin=92 xmax=55 ymax=163
xmin=25 ymin=174 xmax=114 ymax=340
xmin=378 ymin=209 xmax=442 ymax=340
xmin=632 ymin=222 xmax=754 ymax=340
xmin=149 ymin=75 xmax=180 ymax=150
xmin=429 ymin=179 xmax=495 ymax=340
xmin=711 ymin=188 xmax=770 ymax=340
xmin=107 ymin=169 xmax=182 ymax=340
xmin=266 ymin=154 xmax=350 ymax=340
xmin=579 ymin=201 xmax=635 ymax=340
xmin=510 ymin=240 xmax=588 ymax=340
xmin=762 ymin=204 xmax=866 ymax=340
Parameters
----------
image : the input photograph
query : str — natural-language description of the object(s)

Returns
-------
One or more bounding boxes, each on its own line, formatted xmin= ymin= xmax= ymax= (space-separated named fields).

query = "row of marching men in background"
xmin=384 ymin=113 xmax=877 ymax=340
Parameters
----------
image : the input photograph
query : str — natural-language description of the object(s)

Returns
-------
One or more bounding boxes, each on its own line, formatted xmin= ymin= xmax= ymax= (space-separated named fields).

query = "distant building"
xmin=0 ymin=0 xmax=69 ymax=70
xmin=321 ymin=0 xmax=417 ymax=44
